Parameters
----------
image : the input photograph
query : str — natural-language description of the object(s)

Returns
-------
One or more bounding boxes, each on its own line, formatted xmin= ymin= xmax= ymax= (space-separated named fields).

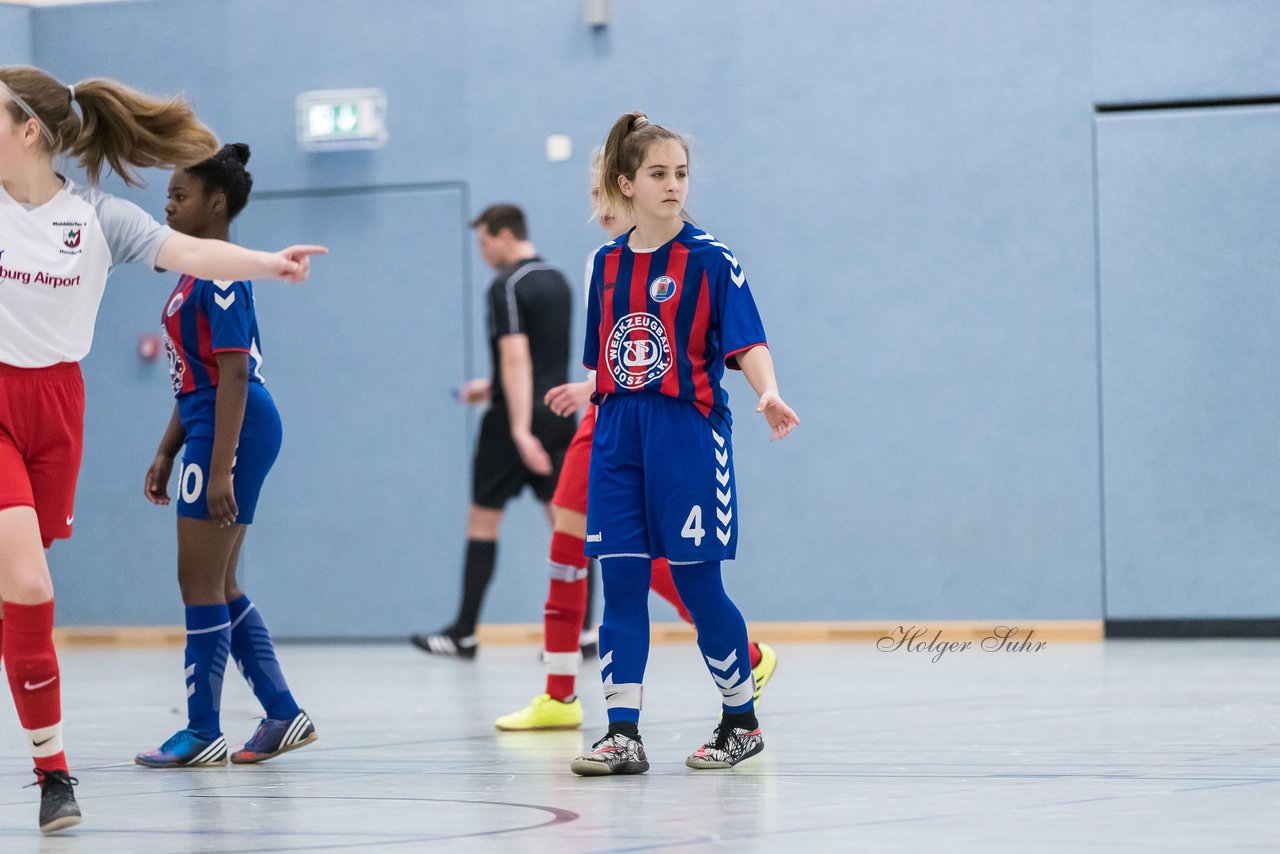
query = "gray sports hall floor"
xmin=0 ymin=638 xmax=1277 ymax=852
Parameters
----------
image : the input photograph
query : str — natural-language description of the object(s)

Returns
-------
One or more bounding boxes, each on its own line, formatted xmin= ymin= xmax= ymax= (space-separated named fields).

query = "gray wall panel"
xmin=1097 ymin=107 xmax=1280 ymax=618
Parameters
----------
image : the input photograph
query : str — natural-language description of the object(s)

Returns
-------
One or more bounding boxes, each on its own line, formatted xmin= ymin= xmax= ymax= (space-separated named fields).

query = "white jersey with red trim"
xmin=0 ymin=177 xmax=172 ymax=367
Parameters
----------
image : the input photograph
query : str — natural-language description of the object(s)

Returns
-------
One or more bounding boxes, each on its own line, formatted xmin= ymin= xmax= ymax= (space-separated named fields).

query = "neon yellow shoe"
xmin=495 ymin=694 xmax=583 ymax=731
xmin=752 ymin=642 xmax=777 ymax=704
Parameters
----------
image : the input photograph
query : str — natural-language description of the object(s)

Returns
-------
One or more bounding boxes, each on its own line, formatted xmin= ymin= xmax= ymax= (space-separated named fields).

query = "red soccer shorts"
xmin=0 ymin=362 xmax=85 ymax=548
xmin=551 ymin=404 xmax=595 ymax=515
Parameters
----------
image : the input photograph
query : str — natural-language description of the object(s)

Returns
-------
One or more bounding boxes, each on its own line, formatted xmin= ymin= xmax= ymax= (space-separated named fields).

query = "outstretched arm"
xmin=156 ymin=233 xmax=327 ymax=283
xmin=737 ymin=345 xmax=800 ymax=441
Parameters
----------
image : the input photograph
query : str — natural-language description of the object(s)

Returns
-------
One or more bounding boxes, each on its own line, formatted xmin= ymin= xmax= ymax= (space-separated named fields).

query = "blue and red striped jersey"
xmin=161 ymin=275 xmax=265 ymax=397
xmin=584 ymin=221 xmax=767 ymax=430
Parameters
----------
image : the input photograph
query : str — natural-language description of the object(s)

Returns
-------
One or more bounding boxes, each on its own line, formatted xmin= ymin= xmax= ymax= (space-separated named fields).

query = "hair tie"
xmin=633 ymin=115 xmax=649 ymax=129
xmin=67 ymin=84 xmax=76 ymax=101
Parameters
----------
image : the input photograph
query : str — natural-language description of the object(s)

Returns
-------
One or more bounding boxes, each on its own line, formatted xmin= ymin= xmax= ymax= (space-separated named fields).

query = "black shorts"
xmin=472 ymin=405 xmax=577 ymax=509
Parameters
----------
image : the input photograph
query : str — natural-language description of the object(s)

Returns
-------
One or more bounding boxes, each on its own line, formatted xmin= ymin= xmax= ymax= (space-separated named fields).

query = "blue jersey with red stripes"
xmin=161 ymin=275 xmax=265 ymax=397
xmin=584 ymin=221 xmax=767 ymax=431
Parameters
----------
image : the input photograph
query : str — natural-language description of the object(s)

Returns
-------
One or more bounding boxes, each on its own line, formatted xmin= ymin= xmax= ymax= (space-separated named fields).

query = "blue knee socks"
xmin=228 ymin=595 xmax=299 ymax=721
xmin=669 ymin=561 xmax=755 ymax=715
xmin=597 ymin=556 xmax=652 ymax=725
xmin=185 ymin=604 xmax=231 ymax=739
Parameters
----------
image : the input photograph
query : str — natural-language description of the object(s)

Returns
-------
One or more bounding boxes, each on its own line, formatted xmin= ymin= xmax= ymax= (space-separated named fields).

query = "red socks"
xmin=544 ymin=532 xmax=588 ymax=701
xmin=2 ymin=600 xmax=67 ymax=774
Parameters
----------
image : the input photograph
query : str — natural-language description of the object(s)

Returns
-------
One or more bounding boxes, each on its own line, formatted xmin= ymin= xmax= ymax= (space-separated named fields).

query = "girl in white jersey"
xmin=0 ymin=65 xmax=325 ymax=835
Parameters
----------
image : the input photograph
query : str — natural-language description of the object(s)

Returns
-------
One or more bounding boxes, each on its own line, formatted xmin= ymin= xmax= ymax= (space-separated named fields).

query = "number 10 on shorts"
xmin=179 ymin=461 xmax=204 ymax=504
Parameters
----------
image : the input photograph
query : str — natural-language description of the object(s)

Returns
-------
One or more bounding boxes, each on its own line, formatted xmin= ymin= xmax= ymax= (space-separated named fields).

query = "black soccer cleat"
xmin=410 ymin=628 xmax=478 ymax=659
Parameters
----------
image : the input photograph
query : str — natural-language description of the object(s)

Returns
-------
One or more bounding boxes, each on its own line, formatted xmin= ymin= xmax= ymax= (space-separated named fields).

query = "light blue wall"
xmin=1094 ymin=0 xmax=1280 ymax=103
xmin=1096 ymin=107 xmax=1280 ymax=618
xmin=0 ymin=5 xmax=32 ymax=63
xmin=1090 ymin=0 xmax=1280 ymax=623
xmin=21 ymin=1 xmax=1280 ymax=632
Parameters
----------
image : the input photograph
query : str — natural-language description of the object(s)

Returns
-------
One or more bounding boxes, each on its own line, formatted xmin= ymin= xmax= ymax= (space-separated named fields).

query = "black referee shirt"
xmin=486 ymin=256 xmax=572 ymax=408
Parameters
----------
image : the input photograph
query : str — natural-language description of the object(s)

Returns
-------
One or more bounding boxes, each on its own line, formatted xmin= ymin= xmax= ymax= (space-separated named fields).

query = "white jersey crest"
xmin=0 ymin=178 xmax=171 ymax=367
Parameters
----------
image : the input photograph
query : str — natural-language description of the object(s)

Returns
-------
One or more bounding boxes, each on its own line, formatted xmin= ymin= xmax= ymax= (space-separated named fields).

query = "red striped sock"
xmin=2 ymin=601 xmax=67 ymax=774
xmin=545 ymin=532 xmax=588 ymax=701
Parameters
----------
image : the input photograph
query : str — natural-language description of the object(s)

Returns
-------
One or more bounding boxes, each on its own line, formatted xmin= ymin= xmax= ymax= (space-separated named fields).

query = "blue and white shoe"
xmin=135 ymin=729 xmax=228 ymax=768
xmin=231 ymin=710 xmax=317 ymax=764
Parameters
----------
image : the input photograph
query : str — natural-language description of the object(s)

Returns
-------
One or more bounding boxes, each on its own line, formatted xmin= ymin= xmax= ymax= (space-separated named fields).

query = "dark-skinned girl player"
xmin=135 ymin=144 xmax=317 ymax=768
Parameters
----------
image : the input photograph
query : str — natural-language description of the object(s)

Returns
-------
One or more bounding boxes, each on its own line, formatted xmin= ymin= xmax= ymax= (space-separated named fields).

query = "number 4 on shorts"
xmin=681 ymin=505 xmax=705 ymax=547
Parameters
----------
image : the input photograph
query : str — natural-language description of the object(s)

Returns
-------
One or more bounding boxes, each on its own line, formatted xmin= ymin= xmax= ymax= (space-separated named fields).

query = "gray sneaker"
xmin=685 ymin=724 xmax=764 ymax=769
xmin=33 ymin=769 xmax=81 ymax=834
xmin=570 ymin=731 xmax=649 ymax=776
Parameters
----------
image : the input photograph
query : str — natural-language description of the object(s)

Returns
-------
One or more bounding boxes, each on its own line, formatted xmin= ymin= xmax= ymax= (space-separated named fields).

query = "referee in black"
xmin=413 ymin=204 xmax=579 ymax=658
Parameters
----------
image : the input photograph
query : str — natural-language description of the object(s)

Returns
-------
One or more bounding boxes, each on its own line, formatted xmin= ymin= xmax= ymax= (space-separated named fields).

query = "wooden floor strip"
xmin=53 ymin=620 xmax=1103 ymax=647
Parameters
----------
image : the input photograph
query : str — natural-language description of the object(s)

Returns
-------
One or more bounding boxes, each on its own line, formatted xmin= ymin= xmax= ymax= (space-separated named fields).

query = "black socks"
xmin=454 ymin=539 xmax=497 ymax=637
xmin=607 ymin=721 xmax=641 ymax=740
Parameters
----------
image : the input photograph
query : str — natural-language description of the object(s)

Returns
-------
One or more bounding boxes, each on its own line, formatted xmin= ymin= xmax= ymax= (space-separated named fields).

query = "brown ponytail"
xmin=1 ymin=65 xmax=218 ymax=187
xmin=599 ymin=111 xmax=689 ymax=216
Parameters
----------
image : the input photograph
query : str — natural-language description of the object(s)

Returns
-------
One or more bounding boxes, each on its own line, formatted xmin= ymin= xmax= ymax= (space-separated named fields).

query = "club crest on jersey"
xmin=607 ymin=312 xmax=673 ymax=388
xmin=649 ymin=275 xmax=677 ymax=303
xmin=163 ymin=332 xmax=185 ymax=395
xmin=63 ymin=228 xmax=81 ymax=249
xmin=166 ymin=291 xmax=186 ymax=317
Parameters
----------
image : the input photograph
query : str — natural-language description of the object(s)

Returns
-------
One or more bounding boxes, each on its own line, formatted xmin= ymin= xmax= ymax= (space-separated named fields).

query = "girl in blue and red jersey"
xmin=570 ymin=113 xmax=799 ymax=776
xmin=496 ymin=159 xmax=778 ymax=733
xmin=135 ymin=145 xmax=316 ymax=769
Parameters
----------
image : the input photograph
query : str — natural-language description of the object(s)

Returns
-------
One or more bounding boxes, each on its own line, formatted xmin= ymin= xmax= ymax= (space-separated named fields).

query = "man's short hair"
xmin=471 ymin=204 xmax=528 ymax=240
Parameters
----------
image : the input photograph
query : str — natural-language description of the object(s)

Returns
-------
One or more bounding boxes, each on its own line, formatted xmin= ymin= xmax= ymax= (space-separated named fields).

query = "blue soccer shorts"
xmin=585 ymin=391 xmax=738 ymax=563
xmin=175 ymin=383 xmax=282 ymax=525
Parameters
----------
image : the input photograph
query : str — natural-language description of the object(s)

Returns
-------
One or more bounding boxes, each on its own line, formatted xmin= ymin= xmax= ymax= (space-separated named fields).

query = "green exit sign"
xmin=296 ymin=88 xmax=387 ymax=151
